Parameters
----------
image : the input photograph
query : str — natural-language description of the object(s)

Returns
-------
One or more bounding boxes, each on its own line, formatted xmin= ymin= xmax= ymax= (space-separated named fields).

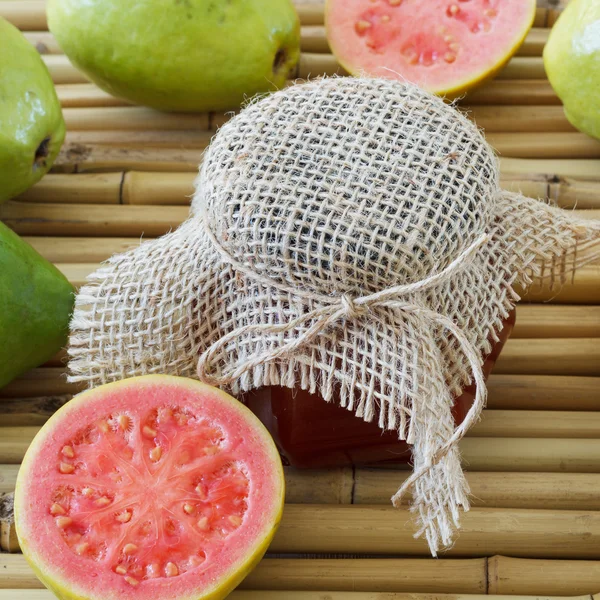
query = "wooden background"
xmin=1 ymin=0 xmax=600 ymax=597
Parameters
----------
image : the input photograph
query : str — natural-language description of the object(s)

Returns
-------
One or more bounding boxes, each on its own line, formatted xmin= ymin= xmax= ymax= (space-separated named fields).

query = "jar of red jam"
xmin=243 ymin=310 xmax=515 ymax=468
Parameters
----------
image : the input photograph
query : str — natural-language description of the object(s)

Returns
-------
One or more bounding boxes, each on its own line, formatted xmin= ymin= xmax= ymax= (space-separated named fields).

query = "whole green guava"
xmin=47 ymin=0 xmax=301 ymax=112
xmin=0 ymin=17 xmax=65 ymax=204
xmin=544 ymin=0 xmax=600 ymax=140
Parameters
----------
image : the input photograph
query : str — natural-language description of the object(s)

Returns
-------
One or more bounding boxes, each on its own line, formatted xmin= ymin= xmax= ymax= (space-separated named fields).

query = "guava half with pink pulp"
xmin=326 ymin=0 xmax=536 ymax=97
xmin=15 ymin=375 xmax=284 ymax=600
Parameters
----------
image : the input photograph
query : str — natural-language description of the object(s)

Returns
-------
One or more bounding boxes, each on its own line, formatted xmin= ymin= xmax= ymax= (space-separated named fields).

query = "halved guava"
xmin=325 ymin=0 xmax=537 ymax=97
xmin=15 ymin=375 xmax=284 ymax=600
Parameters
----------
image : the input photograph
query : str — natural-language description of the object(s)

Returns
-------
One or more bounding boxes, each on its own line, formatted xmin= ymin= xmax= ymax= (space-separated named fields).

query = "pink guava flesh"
xmin=16 ymin=376 xmax=283 ymax=600
xmin=326 ymin=0 xmax=536 ymax=93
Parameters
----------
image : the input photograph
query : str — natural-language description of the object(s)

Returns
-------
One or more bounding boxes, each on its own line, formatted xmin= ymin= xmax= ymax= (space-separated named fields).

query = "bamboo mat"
xmin=1 ymin=0 xmax=600 ymax=597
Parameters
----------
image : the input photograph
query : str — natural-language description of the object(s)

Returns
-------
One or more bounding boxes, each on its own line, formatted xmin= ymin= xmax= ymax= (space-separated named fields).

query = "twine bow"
xmin=197 ymin=204 xmax=490 ymax=504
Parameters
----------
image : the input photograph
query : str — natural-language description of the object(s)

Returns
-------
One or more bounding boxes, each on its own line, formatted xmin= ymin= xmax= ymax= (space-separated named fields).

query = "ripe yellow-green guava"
xmin=544 ymin=0 xmax=600 ymax=140
xmin=0 ymin=17 xmax=65 ymax=203
xmin=47 ymin=0 xmax=301 ymax=112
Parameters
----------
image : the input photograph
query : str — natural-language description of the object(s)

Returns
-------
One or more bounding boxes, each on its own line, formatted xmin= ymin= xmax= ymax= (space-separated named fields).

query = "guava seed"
xmin=125 ymin=576 xmax=139 ymax=587
xmin=165 ymin=562 xmax=179 ymax=577
xmin=143 ymin=425 xmax=157 ymax=438
xmin=59 ymin=462 xmax=75 ymax=474
xmin=150 ymin=446 xmax=162 ymax=462
xmin=55 ymin=516 xmax=73 ymax=529
xmin=61 ymin=446 xmax=75 ymax=458
xmin=123 ymin=543 xmax=138 ymax=555
xmin=115 ymin=565 xmax=127 ymax=575
xmin=116 ymin=510 xmax=132 ymax=523
xmin=50 ymin=503 xmax=66 ymax=516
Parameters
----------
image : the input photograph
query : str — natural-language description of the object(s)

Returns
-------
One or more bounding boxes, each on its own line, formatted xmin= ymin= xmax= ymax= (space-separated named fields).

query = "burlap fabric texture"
xmin=69 ymin=77 xmax=600 ymax=555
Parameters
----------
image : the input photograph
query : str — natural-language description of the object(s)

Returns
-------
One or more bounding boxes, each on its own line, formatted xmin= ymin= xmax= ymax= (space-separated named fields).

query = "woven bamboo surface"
xmin=1 ymin=0 xmax=600 ymax=597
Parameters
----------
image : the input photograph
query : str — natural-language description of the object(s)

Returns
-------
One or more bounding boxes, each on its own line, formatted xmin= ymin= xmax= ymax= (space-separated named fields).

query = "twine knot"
xmin=340 ymin=294 xmax=365 ymax=320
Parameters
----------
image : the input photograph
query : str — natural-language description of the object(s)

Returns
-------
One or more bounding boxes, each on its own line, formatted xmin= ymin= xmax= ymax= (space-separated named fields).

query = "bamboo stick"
xmin=0 ymin=466 xmax=18 ymax=494
xmin=490 ymin=132 xmax=600 ymax=159
xmin=122 ymin=171 xmax=195 ymax=205
xmin=4 ymin=554 xmax=600 ymax=597
xmin=65 ymin=130 xmax=212 ymax=149
xmin=354 ymin=471 xmax=600 ymax=510
xmin=500 ymin=158 xmax=600 ymax=180
xmin=549 ymin=178 xmax=600 ymax=209
xmin=270 ymin=505 xmax=600 ymax=557
xmin=0 ymin=428 xmax=38 ymax=464
xmin=23 ymin=237 xmax=145 ymax=263
xmin=517 ymin=265 xmax=600 ymax=304
xmin=469 ymin=410 xmax=600 ymax=438
xmin=13 ymin=171 xmax=600 ymax=210
xmin=467 ymin=105 xmax=573 ymax=133
xmin=42 ymin=55 xmax=88 ymax=84
xmin=299 ymin=27 xmax=549 ymax=56
xmin=486 ymin=375 xmax=600 ymax=411
xmin=457 ymin=437 xmax=600 ymax=472
xmin=0 ymin=395 xmax=71 ymax=426
xmin=489 ymin=555 xmax=600 ymax=595
xmin=512 ymin=305 xmax=600 ymax=338
xmin=494 ymin=339 xmax=600 ymax=376
xmin=0 ymin=368 xmax=83 ymax=399
xmin=55 ymin=83 xmax=130 ymax=109
xmin=15 ymin=173 xmax=122 ymax=204
xmin=467 ymin=80 xmax=559 ymax=106
xmin=3 ymin=592 xmax=588 ymax=600
xmin=63 ymin=106 xmax=209 ymax=131
xmin=53 ymin=144 xmax=203 ymax=173
xmin=0 ymin=1 xmax=46 ymax=30
xmin=0 ymin=553 xmax=487 ymax=593
xmin=0 ymin=202 xmax=189 ymax=237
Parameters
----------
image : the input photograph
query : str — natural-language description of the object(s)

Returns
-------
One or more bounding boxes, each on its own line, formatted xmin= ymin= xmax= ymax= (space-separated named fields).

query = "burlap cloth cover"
xmin=68 ymin=77 xmax=600 ymax=555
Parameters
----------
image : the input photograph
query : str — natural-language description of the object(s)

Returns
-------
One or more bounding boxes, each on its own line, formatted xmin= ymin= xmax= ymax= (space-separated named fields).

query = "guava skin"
xmin=544 ymin=0 xmax=600 ymax=141
xmin=0 ymin=221 xmax=74 ymax=388
xmin=47 ymin=0 xmax=301 ymax=113
xmin=0 ymin=18 xmax=66 ymax=204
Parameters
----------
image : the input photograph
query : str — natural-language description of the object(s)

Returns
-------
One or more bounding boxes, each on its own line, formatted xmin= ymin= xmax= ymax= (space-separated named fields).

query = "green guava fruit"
xmin=47 ymin=0 xmax=301 ymax=112
xmin=544 ymin=0 xmax=600 ymax=140
xmin=0 ymin=221 xmax=74 ymax=388
xmin=325 ymin=0 xmax=536 ymax=98
xmin=15 ymin=375 xmax=285 ymax=600
xmin=0 ymin=17 xmax=66 ymax=203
